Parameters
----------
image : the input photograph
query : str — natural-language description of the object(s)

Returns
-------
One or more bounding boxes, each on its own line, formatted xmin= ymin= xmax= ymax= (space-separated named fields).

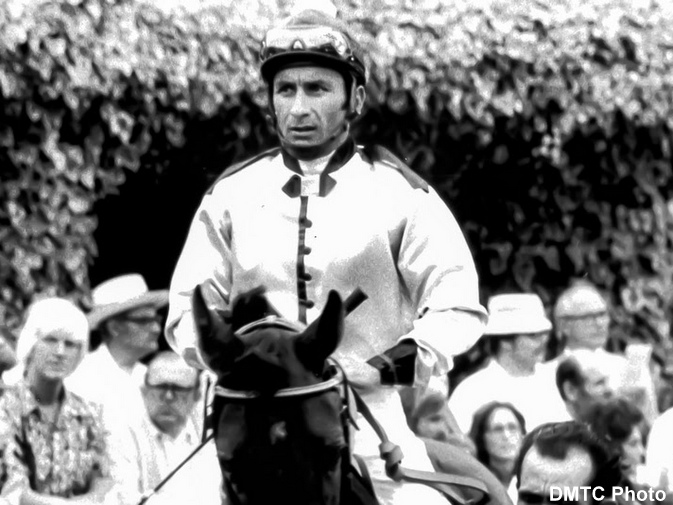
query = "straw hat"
xmin=87 ymin=273 xmax=168 ymax=329
xmin=484 ymin=293 xmax=552 ymax=336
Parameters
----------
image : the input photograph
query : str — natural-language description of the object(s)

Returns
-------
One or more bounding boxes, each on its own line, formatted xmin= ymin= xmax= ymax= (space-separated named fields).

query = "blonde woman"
xmin=0 ymin=298 xmax=113 ymax=505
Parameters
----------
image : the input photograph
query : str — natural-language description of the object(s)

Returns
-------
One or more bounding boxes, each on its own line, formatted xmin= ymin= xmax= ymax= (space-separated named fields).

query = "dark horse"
xmin=193 ymin=285 xmax=377 ymax=505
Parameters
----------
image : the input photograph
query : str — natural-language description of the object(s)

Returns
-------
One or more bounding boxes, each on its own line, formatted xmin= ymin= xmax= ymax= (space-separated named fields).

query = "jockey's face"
xmin=272 ymin=66 xmax=363 ymax=160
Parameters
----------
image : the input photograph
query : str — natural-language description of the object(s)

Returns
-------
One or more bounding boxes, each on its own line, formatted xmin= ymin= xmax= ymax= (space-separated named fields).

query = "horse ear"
xmin=192 ymin=284 xmax=243 ymax=373
xmin=295 ymin=290 xmax=344 ymax=374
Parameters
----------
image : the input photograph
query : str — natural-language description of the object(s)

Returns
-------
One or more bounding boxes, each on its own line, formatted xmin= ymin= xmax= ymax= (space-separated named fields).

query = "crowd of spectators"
xmin=1 ymin=274 xmax=673 ymax=505
xmin=406 ymin=279 xmax=673 ymax=505
xmin=0 ymin=274 xmax=221 ymax=505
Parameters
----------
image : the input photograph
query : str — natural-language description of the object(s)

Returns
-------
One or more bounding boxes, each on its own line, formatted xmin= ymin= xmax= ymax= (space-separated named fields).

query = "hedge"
xmin=1 ymin=0 xmax=672 ymax=359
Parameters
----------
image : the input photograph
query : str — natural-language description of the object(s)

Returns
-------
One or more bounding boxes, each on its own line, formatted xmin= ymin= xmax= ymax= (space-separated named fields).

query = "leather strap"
xmin=351 ymin=389 xmax=489 ymax=505
xmin=353 ymin=454 xmax=376 ymax=497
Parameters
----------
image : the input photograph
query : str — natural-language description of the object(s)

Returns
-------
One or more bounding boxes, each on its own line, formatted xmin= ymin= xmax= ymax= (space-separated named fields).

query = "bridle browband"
xmin=234 ymin=315 xmax=304 ymax=339
xmin=214 ymin=359 xmax=347 ymax=400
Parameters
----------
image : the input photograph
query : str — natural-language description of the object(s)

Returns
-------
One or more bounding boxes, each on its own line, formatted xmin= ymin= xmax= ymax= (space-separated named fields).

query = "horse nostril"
xmin=270 ymin=421 xmax=287 ymax=444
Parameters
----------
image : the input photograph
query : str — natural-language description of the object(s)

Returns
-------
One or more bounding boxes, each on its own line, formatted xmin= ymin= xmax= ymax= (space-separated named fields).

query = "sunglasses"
xmin=145 ymin=381 xmax=197 ymax=400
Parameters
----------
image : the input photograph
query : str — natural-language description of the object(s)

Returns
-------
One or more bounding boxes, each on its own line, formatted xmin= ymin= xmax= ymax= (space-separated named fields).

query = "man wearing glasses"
xmin=68 ymin=273 xmax=167 ymax=417
xmin=127 ymin=351 xmax=222 ymax=505
xmin=553 ymin=280 xmax=612 ymax=353
xmin=551 ymin=280 xmax=658 ymax=424
xmin=66 ymin=273 xmax=169 ymax=504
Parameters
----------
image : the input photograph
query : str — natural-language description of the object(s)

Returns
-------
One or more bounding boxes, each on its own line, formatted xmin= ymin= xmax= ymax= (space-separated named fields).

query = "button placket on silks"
xmin=296 ymin=196 xmax=316 ymax=323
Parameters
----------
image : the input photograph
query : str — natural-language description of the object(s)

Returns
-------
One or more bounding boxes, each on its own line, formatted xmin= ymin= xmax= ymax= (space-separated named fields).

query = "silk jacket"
xmin=166 ymin=139 xmax=487 ymax=394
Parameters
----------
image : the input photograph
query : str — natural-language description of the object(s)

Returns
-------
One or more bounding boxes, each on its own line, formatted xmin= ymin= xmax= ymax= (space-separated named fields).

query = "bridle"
xmin=213 ymin=343 xmax=489 ymax=505
xmin=140 ymin=290 xmax=490 ymax=505
xmin=213 ymin=339 xmax=366 ymax=504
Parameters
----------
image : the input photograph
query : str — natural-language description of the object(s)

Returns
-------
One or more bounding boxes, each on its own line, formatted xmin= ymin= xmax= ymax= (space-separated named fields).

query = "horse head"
xmin=192 ymin=286 xmax=358 ymax=505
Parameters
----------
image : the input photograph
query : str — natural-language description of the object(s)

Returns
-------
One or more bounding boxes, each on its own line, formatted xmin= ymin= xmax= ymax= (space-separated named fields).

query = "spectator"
xmin=553 ymin=279 xmax=612 ymax=352
xmin=584 ymin=398 xmax=655 ymax=488
xmin=449 ymin=294 xmax=567 ymax=433
xmin=408 ymin=395 xmax=514 ymax=505
xmin=515 ymin=421 xmax=621 ymax=505
xmin=118 ymin=351 xmax=222 ymax=505
xmin=469 ymin=402 xmax=526 ymax=503
xmin=0 ymin=298 xmax=113 ymax=504
xmin=407 ymin=392 xmax=475 ymax=454
xmin=66 ymin=273 xmax=168 ymax=424
xmin=549 ymin=280 xmax=645 ymax=407
xmin=556 ymin=349 xmax=614 ymax=422
xmin=65 ymin=274 xmax=178 ymax=503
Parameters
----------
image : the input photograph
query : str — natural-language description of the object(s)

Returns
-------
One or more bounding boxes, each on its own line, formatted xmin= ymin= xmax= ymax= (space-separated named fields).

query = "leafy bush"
xmin=1 ymin=0 xmax=672 ymax=358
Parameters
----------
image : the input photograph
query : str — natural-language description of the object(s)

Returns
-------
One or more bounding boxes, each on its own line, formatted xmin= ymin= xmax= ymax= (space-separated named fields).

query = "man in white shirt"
xmin=449 ymin=293 xmax=569 ymax=434
xmin=67 ymin=273 xmax=167 ymax=428
xmin=65 ymin=273 xmax=172 ymax=504
xmin=132 ymin=351 xmax=222 ymax=505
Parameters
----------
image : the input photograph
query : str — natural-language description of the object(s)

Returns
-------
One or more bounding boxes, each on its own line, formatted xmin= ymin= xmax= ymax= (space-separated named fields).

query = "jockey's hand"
xmin=367 ymin=341 xmax=419 ymax=386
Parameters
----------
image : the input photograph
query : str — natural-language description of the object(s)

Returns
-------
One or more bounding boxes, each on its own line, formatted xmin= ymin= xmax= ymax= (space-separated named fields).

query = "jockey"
xmin=165 ymin=2 xmax=488 ymax=504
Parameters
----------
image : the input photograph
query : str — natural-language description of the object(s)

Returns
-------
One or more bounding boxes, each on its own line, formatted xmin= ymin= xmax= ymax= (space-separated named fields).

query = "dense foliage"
xmin=1 ymin=0 xmax=672 ymax=360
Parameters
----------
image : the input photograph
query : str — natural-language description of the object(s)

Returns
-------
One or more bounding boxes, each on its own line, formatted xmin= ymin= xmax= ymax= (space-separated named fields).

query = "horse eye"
xmin=218 ymin=456 xmax=234 ymax=473
xmin=320 ymin=445 xmax=343 ymax=469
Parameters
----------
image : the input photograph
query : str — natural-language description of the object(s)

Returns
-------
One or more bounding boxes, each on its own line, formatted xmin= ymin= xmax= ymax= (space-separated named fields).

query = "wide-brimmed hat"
xmin=87 ymin=273 xmax=168 ymax=330
xmin=484 ymin=293 xmax=552 ymax=336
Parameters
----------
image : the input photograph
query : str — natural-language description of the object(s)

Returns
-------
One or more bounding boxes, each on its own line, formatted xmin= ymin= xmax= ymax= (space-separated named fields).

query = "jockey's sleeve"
xmin=165 ymin=192 xmax=233 ymax=369
xmin=393 ymin=184 xmax=488 ymax=373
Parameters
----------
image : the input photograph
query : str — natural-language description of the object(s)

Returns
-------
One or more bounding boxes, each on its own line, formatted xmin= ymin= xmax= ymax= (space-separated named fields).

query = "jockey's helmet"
xmin=260 ymin=9 xmax=367 ymax=87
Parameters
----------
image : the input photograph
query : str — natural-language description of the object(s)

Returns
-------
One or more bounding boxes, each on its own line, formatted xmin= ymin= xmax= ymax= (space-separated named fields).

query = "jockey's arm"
xmin=165 ymin=192 xmax=233 ymax=369
xmin=381 ymin=185 xmax=487 ymax=389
